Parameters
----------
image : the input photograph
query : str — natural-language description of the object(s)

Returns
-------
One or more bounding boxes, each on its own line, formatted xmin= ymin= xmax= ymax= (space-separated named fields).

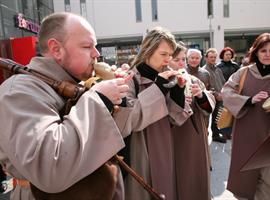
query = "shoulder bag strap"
xmin=238 ymin=67 xmax=248 ymax=94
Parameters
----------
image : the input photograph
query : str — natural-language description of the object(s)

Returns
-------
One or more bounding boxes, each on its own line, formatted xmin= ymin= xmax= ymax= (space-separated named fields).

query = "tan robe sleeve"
xmin=0 ymin=75 xmax=124 ymax=193
xmin=221 ymin=67 xmax=250 ymax=117
xmin=167 ymin=97 xmax=193 ymax=126
xmin=113 ymin=82 xmax=169 ymax=137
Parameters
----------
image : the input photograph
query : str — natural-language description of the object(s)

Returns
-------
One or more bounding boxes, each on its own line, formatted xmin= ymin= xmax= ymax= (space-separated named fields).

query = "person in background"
xmin=216 ymin=47 xmax=240 ymax=138
xmin=186 ymin=48 xmax=211 ymax=90
xmin=217 ymin=46 xmax=240 ymax=81
xmin=169 ymin=43 xmax=214 ymax=200
xmin=168 ymin=41 xmax=187 ymax=70
xmin=221 ymin=33 xmax=270 ymax=200
xmin=186 ymin=48 xmax=213 ymax=138
xmin=202 ymin=48 xmax=227 ymax=143
xmin=123 ymin=27 xmax=191 ymax=200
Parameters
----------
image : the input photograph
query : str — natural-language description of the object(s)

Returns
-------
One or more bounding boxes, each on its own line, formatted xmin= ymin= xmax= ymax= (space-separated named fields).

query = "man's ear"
xmin=47 ymin=38 xmax=63 ymax=61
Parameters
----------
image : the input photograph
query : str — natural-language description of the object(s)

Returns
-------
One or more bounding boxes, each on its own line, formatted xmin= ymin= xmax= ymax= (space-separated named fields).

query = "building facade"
xmin=53 ymin=0 xmax=270 ymax=65
xmin=0 ymin=0 xmax=54 ymax=39
xmin=0 ymin=0 xmax=54 ymax=84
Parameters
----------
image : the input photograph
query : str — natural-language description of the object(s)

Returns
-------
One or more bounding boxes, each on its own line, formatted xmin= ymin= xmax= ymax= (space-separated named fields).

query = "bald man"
xmin=0 ymin=12 xmax=130 ymax=200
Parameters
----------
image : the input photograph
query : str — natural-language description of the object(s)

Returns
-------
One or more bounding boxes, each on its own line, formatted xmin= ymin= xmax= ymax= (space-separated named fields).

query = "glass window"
xmin=37 ymin=0 xmax=54 ymax=22
xmin=135 ymin=0 xmax=142 ymax=22
xmin=80 ymin=0 xmax=87 ymax=18
xmin=64 ymin=0 xmax=71 ymax=12
xmin=0 ymin=4 xmax=24 ymax=38
xmin=101 ymin=46 xmax=117 ymax=65
xmin=21 ymin=0 xmax=35 ymax=19
xmin=38 ymin=0 xmax=53 ymax=8
xmin=0 ymin=0 xmax=19 ymax=38
xmin=207 ymin=0 xmax=213 ymax=17
xmin=0 ymin=10 xmax=2 ymax=39
xmin=0 ymin=0 xmax=19 ymax=10
xmin=151 ymin=0 xmax=158 ymax=21
xmin=223 ymin=0 xmax=229 ymax=18
xmin=0 ymin=0 xmax=52 ymax=39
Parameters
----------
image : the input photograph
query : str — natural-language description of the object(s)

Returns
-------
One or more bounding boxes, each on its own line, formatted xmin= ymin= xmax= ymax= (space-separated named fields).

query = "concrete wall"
xmin=54 ymin=0 xmax=270 ymax=48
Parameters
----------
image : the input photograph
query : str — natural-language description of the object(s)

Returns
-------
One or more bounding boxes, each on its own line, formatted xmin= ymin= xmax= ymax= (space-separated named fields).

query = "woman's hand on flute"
xmin=158 ymin=70 xmax=179 ymax=80
xmin=191 ymin=83 xmax=203 ymax=98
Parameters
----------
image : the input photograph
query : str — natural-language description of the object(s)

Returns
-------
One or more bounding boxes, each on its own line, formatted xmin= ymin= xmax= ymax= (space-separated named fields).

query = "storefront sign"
xmin=14 ymin=13 xmax=40 ymax=34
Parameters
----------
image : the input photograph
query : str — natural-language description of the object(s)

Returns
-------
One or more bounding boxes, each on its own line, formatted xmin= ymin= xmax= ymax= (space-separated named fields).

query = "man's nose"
xmin=92 ymin=47 xmax=100 ymax=58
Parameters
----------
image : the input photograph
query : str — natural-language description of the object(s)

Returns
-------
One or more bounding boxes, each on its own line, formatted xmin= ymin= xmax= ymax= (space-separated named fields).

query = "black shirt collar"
xmin=255 ymin=58 xmax=270 ymax=77
xmin=136 ymin=63 xmax=158 ymax=81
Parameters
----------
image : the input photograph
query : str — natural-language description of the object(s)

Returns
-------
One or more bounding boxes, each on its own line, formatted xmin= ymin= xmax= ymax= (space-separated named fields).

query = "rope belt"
xmin=13 ymin=178 xmax=30 ymax=188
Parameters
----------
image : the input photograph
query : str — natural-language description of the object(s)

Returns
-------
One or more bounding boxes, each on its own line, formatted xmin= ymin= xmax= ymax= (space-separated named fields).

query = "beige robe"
xmin=124 ymin=68 xmax=194 ymax=200
xmin=221 ymin=64 xmax=270 ymax=199
xmin=0 ymin=57 xmax=126 ymax=200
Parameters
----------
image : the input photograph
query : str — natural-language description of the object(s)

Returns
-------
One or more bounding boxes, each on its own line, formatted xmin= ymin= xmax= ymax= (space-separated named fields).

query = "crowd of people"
xmin=0 ymin=11 xmax=269 ymax=200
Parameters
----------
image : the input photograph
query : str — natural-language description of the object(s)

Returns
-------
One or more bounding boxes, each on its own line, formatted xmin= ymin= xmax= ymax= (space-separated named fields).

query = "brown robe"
xmin=172 ymin=76 xmax=214 ymax=200
xmin=124 ymin=68 xmax=195 ymax=200
xmin=221 ymin=64 xmax=270 ymax=199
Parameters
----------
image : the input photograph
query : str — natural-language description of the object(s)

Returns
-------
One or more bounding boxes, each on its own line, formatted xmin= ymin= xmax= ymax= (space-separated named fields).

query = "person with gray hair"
xmin=186 ymin=48 xmax=213 ymax=140
xmin=186 ymin=48 xmax=202 ymax=59
xmin=186 ymin=48 xmax=211 ymax=90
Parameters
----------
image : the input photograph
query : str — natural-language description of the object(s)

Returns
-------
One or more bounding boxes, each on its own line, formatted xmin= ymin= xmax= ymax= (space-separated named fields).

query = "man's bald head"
xmin=38 ymin=12 xmax=93 ymax=55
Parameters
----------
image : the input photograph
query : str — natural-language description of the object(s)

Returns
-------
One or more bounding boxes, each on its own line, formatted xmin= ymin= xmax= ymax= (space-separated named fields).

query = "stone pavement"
xmin=210 ymin=139 xmax=237 ymax=200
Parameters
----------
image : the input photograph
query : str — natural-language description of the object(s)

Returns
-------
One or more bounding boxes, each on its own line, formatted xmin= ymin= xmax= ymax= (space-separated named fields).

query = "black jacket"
xmin=216 ymin=60 xmax=239 ymax=81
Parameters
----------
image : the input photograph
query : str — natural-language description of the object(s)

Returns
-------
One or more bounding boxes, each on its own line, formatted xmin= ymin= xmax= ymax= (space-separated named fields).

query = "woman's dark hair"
xmin=219 ymin=47 xmax=235 ymax=60
xmin=248 ymin=33 xmax=270 ymax=63
xmin=172 ymin=42 xmax=187 ymax=58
